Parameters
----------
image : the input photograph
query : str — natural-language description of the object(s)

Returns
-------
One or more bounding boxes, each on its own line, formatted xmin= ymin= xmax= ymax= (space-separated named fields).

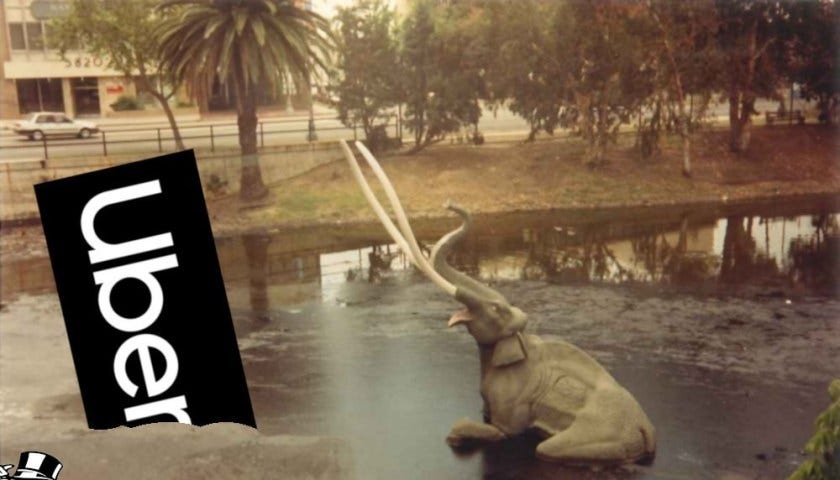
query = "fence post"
xmin=210 ymin=125 xmax=215 ymax=153
xmin=157 ymin=128 xmax=162 ymax=152
xmin=260 ymin=122 xmax=264 ymax=148
xmin=41 ymin=134 xmax=48 ymax=160
xmin=353 ymin=121 xmax=357 ymax=141
xmin=101 ymin=131 xmax=107 ymax=157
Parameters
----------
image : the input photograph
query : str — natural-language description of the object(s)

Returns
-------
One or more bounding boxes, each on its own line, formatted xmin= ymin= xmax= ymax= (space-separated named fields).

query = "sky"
xmin=309 ymin=0 xmax=362 ymax=18
xmin=310 ymin=0 xmax=410 ymax=19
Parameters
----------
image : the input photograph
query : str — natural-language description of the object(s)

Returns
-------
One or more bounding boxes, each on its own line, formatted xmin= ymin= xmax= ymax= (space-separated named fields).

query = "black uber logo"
xmin=35 ymin=150 xmax=256 ymax=429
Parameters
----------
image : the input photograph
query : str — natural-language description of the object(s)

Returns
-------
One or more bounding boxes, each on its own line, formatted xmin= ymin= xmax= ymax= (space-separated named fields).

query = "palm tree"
xmin=157 ymin=0 xmax=331 ymax=200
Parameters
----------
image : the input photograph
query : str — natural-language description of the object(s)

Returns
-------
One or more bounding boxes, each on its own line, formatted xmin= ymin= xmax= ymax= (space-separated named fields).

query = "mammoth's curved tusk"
xmin=354 ymin=141 xmax=456 ymax=296
xmin=340 ymin=140 xmax=415 ymax=264
xmin=354 ymin=142 xmax=426 ymax=262
xmin=340 ymin=140 xmax=456 ymax=296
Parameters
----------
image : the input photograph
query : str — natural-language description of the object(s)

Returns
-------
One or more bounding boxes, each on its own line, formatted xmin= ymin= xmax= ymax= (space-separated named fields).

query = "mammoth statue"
xmin=340 ymin=140 xmax=656 ymax=465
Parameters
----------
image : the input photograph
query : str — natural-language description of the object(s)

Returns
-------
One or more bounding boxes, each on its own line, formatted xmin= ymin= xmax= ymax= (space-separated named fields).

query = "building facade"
xmin=1 ymin=0 xmax=180 ymax=120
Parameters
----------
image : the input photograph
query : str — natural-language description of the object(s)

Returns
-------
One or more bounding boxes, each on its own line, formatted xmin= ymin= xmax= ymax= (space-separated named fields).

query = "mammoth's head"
xmin=340 ymin=140 xmax=528 ymax=347
xmin=432 ymin=205 xmax=528 ymax=345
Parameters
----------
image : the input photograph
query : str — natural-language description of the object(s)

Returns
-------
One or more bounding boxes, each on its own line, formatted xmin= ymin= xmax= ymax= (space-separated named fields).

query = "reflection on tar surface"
xmin=457 ymin=213 xmax=838 ymax=294
xmin=215 ymin=208 xmax=838 ymax=316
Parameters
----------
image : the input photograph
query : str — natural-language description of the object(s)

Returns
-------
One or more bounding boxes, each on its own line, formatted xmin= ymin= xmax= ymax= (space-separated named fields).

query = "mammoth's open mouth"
xmin=448 ymin=309 xmax=474 ymax=327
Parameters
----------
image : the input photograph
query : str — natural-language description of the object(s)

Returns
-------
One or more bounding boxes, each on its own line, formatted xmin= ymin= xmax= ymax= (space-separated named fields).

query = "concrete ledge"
xmin=0 ymin=423 xmax=355 ymax=480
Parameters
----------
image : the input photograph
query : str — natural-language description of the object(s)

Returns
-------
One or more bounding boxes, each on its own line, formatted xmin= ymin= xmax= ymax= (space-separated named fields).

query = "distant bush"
xmin=364 ymin=124 xmax=401 ymax=152
xmin=110 ymin=95 xmax=141 ymax=111
xmin=204 ymin=174 xmax=228 ymax=196
xmin=472 ymin=131 xmax=485 ymax=145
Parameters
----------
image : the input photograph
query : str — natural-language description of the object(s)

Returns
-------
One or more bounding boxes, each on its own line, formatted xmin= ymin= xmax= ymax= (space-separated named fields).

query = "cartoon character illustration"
xmin=2 ymin=452 xmax=63 ymax=480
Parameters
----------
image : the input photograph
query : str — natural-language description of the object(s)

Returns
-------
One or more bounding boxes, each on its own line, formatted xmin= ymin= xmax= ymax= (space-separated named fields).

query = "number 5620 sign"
xmin=63 ymin=56 xmax=104 ymax=69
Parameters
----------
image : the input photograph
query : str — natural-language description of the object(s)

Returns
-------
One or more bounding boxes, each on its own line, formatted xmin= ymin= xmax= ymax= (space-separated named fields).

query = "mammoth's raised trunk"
xmin=430 ymin=205 xmax=508 ymax=311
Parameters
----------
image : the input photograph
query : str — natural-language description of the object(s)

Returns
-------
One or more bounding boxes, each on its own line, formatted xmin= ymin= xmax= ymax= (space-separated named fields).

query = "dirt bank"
xmin=209 ymin=125 xmax=840 ymax=234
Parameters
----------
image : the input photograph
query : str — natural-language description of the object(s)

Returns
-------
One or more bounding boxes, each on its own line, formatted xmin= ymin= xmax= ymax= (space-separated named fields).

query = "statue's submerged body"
xmin=459 ymin=334 xmax=656 ymax=464
xmin=340 ymin=139 xmax=656 ymax=465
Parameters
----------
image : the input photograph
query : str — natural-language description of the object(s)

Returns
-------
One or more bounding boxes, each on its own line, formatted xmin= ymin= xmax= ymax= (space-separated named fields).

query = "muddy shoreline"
xmin=2 ymin=190 xmax=837 ymax=256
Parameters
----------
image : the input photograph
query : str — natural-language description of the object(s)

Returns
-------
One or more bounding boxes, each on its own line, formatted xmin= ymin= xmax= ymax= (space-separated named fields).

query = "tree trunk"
xmin=152 ymin=90 xmax=185 ymax=151
xmin=238 ymin=88 xmax=268 ymax=201
xmin=676 ymin=90 xmax=691 ymax=177
xmin=526 ymin=124 xmax=539 ymax=142
xmin=138 ymin=77 xmax=184 ymax=150
xmin=414 ymin=103 xmax=424 ymax=147
xmin=649 ymin=6 xmax=691 ymax=176
xmin=728 ymin=19 xmax=760 ymax=154
xmin=406 ymin=127 xmax=438 ymax=154
xmin=196 ymin=88 xmax=209 ymax=117
xmin=669 ymin=67 xmax=690 ymax=176
xmin=681 ymin=129 xmax=691 ymax=178
xmin=729 ymin=95 xmax=753 ymax=153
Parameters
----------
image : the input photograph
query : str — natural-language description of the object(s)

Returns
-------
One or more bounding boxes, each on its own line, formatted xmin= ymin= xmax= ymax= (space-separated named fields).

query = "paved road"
xmin=0 ymin=116 xmax=356 ymax=162
xmin=0 ymin=106 xmax=533 ymax=162
xmin=0 ymin=98 xmax=802 ymax=162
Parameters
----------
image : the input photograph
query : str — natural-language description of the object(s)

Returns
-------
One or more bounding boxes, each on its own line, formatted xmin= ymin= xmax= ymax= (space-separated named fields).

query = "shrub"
xmin=110 ymin=95 xmax=141 ymax=111
xmin=789 ymin=379 xmax=840 ymax=479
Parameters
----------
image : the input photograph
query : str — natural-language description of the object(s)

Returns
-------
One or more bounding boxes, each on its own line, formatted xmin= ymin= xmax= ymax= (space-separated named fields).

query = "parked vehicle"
xmin=12 ymin=112 xmax=100 ymax=141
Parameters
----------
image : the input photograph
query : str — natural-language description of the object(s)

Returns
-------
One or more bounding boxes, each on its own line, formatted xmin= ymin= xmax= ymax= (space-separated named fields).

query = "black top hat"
xmin=10 ymin=452 xmax=62 ymax=480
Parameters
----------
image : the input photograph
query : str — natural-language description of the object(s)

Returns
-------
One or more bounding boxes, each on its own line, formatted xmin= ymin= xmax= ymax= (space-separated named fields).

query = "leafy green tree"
xmin=50 ymin=0 xmax=185 ymax=149
xmin=400 ymin=0 xmax=440 ymax=152
xmin=157 ymin=0 xmax=332 ymax=200
xmin=783 ymin=0 xmax=837 ymax=124
xmin=552 ymin=1 xmax=648 ymax=166
xmin=480 ymin=0 xmax=564 ymax=142
xmin=713 ymin=0 xmax=811 ymax=153
xmin=400 ymin=0 xmax=483 ymax=153
xmin=788 ymin=379 xmax=840 ymax=480
xmin=485 ymin=1 xmax=649 ymax=164
xmin=329 ymin=0 xmax=401 ymax=150
xmin=640 ymin=0 xmax=718 ymax=176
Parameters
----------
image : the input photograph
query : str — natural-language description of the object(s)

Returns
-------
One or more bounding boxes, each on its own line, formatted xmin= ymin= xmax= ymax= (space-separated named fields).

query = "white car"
xmin=12 ymin=112 xmax=100 ymax=141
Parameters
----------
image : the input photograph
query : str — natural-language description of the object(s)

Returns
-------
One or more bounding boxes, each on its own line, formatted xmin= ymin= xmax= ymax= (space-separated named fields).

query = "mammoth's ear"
xmin=491 ymin=332 xmax=527 ymax=367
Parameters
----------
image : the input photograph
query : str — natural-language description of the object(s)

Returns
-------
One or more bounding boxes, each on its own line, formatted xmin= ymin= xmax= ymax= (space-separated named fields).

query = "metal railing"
xmin=1 ymin=115 xmax=401 ymax=161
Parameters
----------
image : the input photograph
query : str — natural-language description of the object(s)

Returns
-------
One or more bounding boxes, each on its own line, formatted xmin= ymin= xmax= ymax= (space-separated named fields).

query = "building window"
xmin=9 ymin=23 xmax=26 ymax=50
xmin=27 ymin=23 xmax=44 ymax=50
xmin=8 ymin=22 xmax=46 ymax=51
xmin=16 ymin=79 xmax=65 ymax=114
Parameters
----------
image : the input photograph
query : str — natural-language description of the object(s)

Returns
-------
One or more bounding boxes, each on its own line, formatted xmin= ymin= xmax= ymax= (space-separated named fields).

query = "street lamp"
xmin=304 ymin=0 xmax=316 ymax=142
xmin=307 ymin=81 xmax=317 ymax=142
